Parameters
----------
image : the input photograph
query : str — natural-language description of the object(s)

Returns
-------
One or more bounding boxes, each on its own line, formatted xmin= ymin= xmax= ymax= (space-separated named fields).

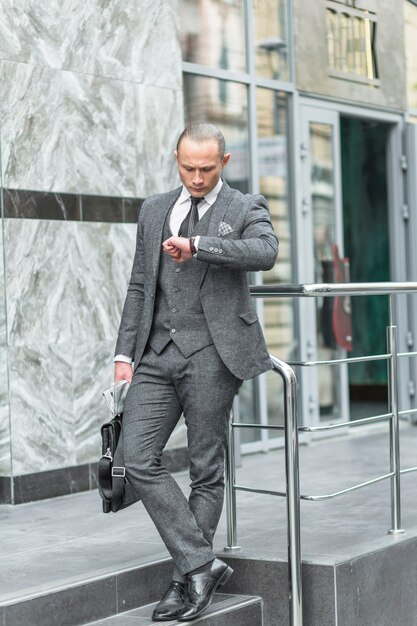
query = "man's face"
xmin=175 ymin=138 xmax=230 ymax=198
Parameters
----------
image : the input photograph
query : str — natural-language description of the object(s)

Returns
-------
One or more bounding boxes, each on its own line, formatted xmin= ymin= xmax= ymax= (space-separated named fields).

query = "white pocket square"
xmin=218 ymin=221 xmax=233 ymax=236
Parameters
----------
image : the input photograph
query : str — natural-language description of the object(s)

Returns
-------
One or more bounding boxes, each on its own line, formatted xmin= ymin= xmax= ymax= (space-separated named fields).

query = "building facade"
xmin=1 ymin=0 xmax=417 ymax=503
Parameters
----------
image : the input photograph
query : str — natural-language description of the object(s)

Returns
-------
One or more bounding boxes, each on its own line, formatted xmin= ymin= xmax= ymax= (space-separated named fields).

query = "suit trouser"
xmin=122 ymin=341 xmax=241 ymax=576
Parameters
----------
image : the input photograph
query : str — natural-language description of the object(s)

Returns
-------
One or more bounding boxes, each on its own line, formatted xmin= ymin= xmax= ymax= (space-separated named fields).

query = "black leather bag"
xmin=98 ymin=413 xmax=140 ymax=513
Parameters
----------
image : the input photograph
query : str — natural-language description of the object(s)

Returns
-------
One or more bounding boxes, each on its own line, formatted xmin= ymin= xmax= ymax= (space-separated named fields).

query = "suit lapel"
xmin=151 ymin=187 xmax=182 ymax=277
xmin=198 ymin=181 xmax=235 ymax=285
xmin=206 ymin=181 xmax=234 ymax=237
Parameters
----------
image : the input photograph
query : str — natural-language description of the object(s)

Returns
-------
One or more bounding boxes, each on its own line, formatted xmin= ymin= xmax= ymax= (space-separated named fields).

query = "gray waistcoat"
xmin=148 ymin=207 xmax=213 ymax=358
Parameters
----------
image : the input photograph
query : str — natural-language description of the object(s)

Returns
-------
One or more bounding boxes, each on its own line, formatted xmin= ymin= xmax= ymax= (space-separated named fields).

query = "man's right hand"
xmin=114 ymin=361 xmax=133 ymax=384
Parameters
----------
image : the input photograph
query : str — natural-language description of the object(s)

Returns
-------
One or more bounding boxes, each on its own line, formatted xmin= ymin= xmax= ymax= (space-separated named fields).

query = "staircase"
xmin=1 ymin=557 xmax=263 ymax=625
xmin=83 ymin=592 xmax=263 ymax=626
xmin=3 ymin=428 xmax=417 ymax=626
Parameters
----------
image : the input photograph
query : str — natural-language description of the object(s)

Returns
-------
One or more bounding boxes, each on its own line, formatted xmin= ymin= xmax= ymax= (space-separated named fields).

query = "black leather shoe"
xmin=152 ymin=580 xmax=187 ymax=621
xmin=177 ymin=558 xmax=233 ymax=621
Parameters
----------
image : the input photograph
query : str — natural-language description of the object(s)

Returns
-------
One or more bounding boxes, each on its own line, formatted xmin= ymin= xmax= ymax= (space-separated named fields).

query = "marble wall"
xmin=0 ymin=0 xmax=183 ymax=197
xmin=0 ymin=221 xmax=11 ymax=478
xmin=0 ymin=0 xmax=184 ymax=499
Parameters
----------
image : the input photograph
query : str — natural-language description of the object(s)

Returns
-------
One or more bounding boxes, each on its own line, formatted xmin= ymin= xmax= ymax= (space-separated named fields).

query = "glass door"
xmin=298 ymin=103 xmax=349 ymax=427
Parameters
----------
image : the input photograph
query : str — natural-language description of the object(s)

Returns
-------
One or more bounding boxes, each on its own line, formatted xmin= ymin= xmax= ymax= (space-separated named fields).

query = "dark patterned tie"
xmin=178 ymin=196 xmax=202 ymax=237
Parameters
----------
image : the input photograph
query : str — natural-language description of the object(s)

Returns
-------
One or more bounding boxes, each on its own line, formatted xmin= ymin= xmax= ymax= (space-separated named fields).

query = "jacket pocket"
xmin=219 ymin=230 xmax=236 ymax=239
xmin=239 ymin=310 xmax=259 ymax=325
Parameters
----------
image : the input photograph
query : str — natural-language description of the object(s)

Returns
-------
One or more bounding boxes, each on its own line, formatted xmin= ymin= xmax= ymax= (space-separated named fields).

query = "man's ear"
xmin=174 ymin=150 xmax=178 ymax=162
xmin=222 ymin=153 xmax=231 ymax=168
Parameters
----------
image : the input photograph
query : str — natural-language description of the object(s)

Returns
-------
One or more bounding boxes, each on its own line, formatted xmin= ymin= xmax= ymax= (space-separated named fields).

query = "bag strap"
xmin=98 ymin=455 xmax=113 ymax=502
xmin=110 ymin=418 xmax=126 ymax=505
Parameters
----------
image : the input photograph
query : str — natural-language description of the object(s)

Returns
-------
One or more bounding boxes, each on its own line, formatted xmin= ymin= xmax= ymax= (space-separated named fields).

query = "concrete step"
xmin=0 ymin=557 xmax=264 ymax=626
xmin=5 ymin=537 xmax=417 ymax=626
xmin=1 ymin=559 xmax=171 ymax=626
xmin=3 ymin=522 xmax=417 ymax=626
xmin=84 ymin=594 xmax=263 ymax=626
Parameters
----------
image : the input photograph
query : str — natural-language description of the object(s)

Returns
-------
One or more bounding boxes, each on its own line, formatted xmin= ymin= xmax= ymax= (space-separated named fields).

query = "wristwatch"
xmin=189 ymin=237 xmax=197 ymax=255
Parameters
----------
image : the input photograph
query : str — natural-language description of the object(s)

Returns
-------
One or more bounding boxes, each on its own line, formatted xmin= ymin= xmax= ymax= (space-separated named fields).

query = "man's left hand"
xmin=162 ymin=237 xmax=193 ymax=263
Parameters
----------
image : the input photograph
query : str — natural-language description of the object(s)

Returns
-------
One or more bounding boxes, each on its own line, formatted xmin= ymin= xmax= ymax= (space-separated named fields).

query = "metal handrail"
xmin=226 ymin=354 xmax=302 ymax=625
xmin=224 ymin=282 xmax=417 ymax=626
xmin=250 ymin=281 xmax=417 ymax=297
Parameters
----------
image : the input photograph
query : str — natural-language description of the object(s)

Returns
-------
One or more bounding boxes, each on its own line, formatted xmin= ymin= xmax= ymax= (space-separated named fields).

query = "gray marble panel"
xmin=69 ymin=222 xmax=136 ymax=343
xmin=0 ymin=1 xmax=182 ymax=90
xmin=0 ymin=218 xmax=5 ymax=348
xmin=8 ymin=343 xmax=75 ymax=476
xmin=336 ymin=538 xmax=417 ymax=626
xmin=135 ymin=0 xmax=182 ymax=90
xmin=0 ymin=61 xmax=137 ymax=196
xmin=0 ymin=351 xmax=11 ymax=475
xmin=74 ymin=340 xmax=115 ymax=465
xmin=135 ymin=84 xmax=183 ymax=197
xmin=4 ymin=218 xmax=71 ymax=346
xmin=0 ymin=216 xmax=11 ymax=476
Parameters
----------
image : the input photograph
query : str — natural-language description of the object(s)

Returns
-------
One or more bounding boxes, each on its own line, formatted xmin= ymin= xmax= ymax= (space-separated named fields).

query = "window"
xmin=326 ymin=0 xmax=379 ymax=84
xmin=180 ymin=0 xmax=246 ymax=72
xmin=253 ymin=0 xmax=289 ymax=81
xmin=183 ymin=74 xmax=250 ymax=193
xmin=180 ymin=0 xmax=294 ymax=450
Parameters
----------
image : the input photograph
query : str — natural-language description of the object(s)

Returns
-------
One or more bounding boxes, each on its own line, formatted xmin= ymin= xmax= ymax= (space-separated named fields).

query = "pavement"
xmin=1 ymin=421 xmax=417 ymax=608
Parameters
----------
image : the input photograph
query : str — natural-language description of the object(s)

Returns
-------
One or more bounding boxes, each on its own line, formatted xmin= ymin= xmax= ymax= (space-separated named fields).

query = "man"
xmin=114 ymin=123 xmax=278 ymax=621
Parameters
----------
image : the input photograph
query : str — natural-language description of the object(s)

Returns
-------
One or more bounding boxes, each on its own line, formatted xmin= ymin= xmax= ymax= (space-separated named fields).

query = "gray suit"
xmin=115 ymin=181 xmax=278 ymax=577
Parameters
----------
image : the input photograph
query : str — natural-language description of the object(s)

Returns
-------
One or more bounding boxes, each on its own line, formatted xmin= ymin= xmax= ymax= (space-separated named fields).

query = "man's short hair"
xmin=177 ymin=123 xmax=226 ymax=158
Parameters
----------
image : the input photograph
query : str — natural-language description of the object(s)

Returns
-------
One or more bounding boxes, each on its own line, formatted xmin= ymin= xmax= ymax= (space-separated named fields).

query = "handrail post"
xmin=224 ymin=409 xmax=241 ymax=550
xmin=386 ymin=321 xmax=405 ymax=535
xmin=271 ymin=356 xmax=303 ymax=626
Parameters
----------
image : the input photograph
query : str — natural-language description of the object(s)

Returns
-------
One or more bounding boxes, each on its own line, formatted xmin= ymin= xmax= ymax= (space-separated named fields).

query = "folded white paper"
xmin=102 ymin=380 xmax=130 ymax=417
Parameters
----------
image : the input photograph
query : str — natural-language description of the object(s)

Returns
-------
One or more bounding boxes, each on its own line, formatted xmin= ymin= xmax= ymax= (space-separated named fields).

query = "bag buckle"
xmin=101 ymin=447 xmax=113 ymax=462
xmin=112 ymin=466 xmax=126 ymax=478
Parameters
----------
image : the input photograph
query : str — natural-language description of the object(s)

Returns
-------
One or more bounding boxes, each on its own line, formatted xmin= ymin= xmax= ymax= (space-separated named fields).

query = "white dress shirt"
xmin=115 ymin=179 xmax=224 ymax=364
xmin=169 ymin=177 xmax=223 ymax=239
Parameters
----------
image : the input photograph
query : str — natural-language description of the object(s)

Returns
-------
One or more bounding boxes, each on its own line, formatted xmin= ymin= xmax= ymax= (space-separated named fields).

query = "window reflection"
xmin=256 ymin=88 xmax=293 ymax=435
xmin=179 ymin=0 xmax=246 ymax=73
xmin=183 ymin=74 xmax=250 ymax=193
xmin=181 ymin=0 xmax=294 ymax=446
xmin=253 ymin=0 xmax=289 ymax=80
xmin=309 ymin=122 xmax=341 ymax=421
xmin=326 ymin=6 xmax=378 ymax=81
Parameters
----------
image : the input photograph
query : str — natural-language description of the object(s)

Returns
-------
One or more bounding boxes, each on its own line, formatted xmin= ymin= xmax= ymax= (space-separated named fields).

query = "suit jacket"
xmin=115 ymin=181 xmax=279 ymax=380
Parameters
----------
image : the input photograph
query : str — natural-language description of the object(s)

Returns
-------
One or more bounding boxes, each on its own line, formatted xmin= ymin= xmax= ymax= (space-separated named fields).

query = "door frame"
xmin=295 ymin=97 xmax=406 ymax=431
xmin=297 ymin=102 xmax=348 ymax=430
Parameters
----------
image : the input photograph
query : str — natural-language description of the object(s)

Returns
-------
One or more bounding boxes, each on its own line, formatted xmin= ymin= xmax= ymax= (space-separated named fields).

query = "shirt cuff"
xmin=114 ymin=354 xmax=133 ymax=364
xmin=194 ymin=236 xmax=200 ymax=250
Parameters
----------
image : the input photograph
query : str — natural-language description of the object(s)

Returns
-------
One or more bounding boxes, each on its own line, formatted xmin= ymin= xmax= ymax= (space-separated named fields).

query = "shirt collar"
xmin=204 ymin=178 xmax=223 ymax=206
xmin=179 ymin=178 xmax=223 ymax=206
